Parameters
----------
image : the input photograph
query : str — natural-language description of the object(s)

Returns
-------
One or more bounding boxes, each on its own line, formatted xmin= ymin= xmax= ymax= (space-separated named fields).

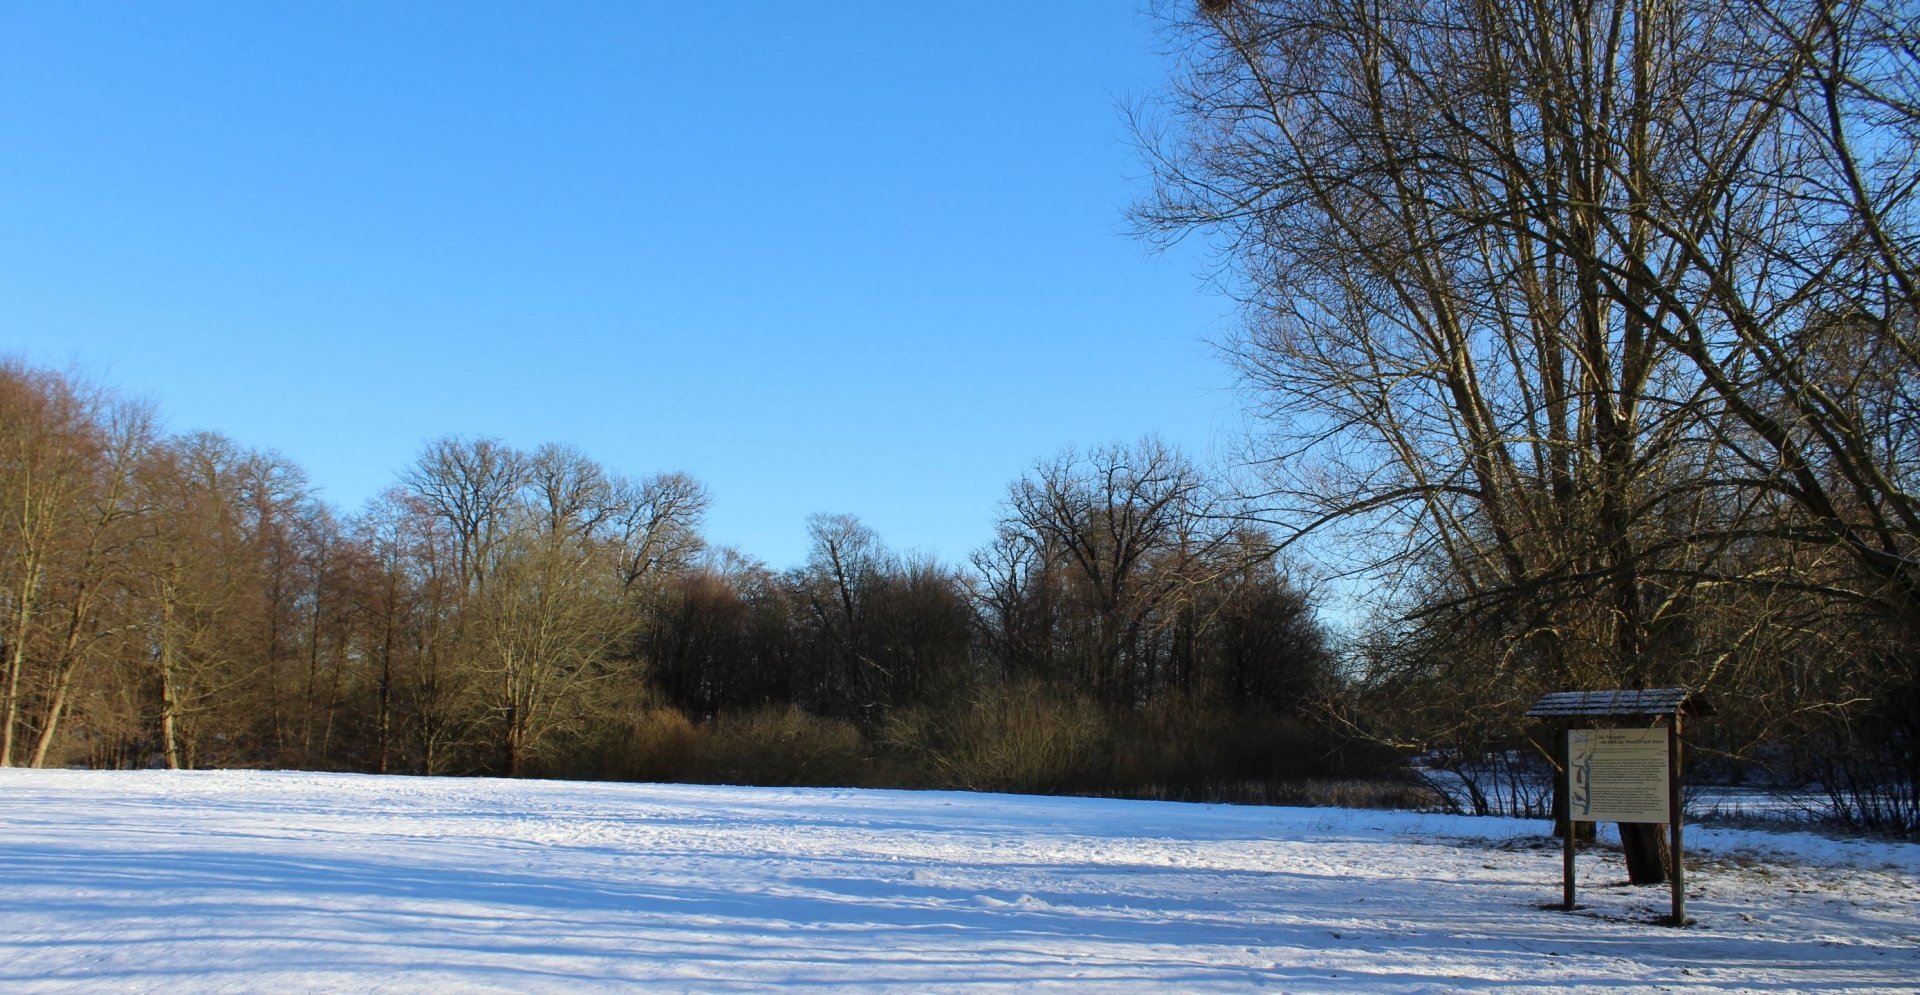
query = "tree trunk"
xmin=503 ymin=699 xmax=520 ymax=776
xmin=0 ymin=640 xmax=21 ymax=767
xmin=161 ymin=671 xmax=183 ymax=770
xmin=159 ymin=604 xmax=184 ymax=770
xmin=376 ymin=613 xmax=394 ymax=774
xmin=1 ymin=568 xmax=38 ymax=767
xmin=1620 ymin=822 xmax=1670 ymax=885
xmin=28 ymin=666 xmax=74 ymax=768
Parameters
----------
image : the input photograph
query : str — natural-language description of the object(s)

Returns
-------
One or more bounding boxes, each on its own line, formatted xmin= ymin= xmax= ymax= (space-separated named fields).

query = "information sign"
xmin=1567 ymin=728 xmax=1670 ymax=824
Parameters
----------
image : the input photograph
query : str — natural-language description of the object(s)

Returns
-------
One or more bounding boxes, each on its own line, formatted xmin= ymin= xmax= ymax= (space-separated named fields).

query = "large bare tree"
xmin=1138 ymin=0 xmax=1920 ymax=850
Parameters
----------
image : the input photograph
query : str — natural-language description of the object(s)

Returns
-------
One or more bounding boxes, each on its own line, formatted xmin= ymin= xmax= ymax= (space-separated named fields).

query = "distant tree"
xmin=611 ymin=471 xmax=709 ymax=596
xmin=647 ymin=551 xmax=794 ymax=718
xmin=397 ymin=437 xmax=709 ymax=775
xmin=790 ymin=513 xmax=888 ymax=717
xmin=999 ymin=439 xmax=1234 ymax=704
xmin=405 ymin=436 xmax=528 ymax=598
xmin=0 ymin=362 xmax=151 ymax=768
xmin=862 ymin=554 xmax=974 ymax=709
xmin=351 ymin=489 xmax=439 ymax=773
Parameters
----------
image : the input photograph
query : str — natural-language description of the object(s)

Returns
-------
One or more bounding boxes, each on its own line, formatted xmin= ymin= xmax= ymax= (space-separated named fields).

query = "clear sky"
xmin=0 ymin=1 xmax=1240 ymax=570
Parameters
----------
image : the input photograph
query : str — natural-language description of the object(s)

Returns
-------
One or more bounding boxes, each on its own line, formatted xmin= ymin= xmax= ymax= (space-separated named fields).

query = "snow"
xmin=2 ymin=769 xmax=1916 ymax=992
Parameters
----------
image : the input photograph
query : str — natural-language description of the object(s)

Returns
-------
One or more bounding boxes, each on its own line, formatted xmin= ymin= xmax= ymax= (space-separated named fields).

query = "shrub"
xmin=883 ymin=682 xmax=1114 ymax=794
xmin=534 ymin=703 xmax=699 ymax=782
xmin=687 ymin=705 xmax=872 ymax=787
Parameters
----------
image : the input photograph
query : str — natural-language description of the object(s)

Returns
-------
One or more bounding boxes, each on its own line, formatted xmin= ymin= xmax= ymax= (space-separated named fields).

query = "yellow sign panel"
xmin=1568 ymin=728 xmax=1669 ymax=824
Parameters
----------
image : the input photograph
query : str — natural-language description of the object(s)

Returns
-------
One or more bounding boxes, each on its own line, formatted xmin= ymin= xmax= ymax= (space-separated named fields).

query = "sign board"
xmin=1532 ymin=689 xmax=1701 ymax=924
xmin=1568 ymin=728 xmax=1669 ymax=824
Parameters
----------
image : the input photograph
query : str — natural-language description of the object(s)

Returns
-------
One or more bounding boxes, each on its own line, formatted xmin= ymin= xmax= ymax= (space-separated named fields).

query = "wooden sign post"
xmin=1527 ymin=689 xmax=1709 ymax=926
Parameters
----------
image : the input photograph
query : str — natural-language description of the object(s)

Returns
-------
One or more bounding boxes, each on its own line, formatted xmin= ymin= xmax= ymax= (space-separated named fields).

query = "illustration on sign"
xmin=1568 ymin=728 xmax=1669 ymax=824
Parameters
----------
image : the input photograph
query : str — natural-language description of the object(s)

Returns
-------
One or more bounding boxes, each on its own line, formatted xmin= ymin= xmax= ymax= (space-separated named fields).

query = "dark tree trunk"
xmin=1620 ymin=822 xmax=1670 ymax=884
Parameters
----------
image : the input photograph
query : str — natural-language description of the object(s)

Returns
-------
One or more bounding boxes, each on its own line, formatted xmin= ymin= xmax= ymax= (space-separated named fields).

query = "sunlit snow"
xmin=2 ymin=769 xmax=1915 ymax=991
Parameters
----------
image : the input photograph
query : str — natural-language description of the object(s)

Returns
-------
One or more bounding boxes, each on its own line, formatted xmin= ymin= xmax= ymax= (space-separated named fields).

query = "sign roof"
xmin=1525 ymin=688 xmax=1712 ymax=718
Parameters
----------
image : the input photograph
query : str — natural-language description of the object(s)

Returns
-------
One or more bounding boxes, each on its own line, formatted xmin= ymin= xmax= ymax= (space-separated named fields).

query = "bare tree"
xmin=129 ymin=434 xmax=255 ymax=768
xmin=611 ymin=472 xmax=709 ymax=595
xmin=0 ymin=363 xmax=151 ymax=767
xmin=1136 ymin=0 xmax=1920 ymax=862
xmin=475 ymin=524 xmax=627 ymax=775
xmin=0 ymin=363 xmax=95 ymax=766
xmin=24 ymin=400 xmax=150 ymax=767
xmin=998 ymin=439 xmax=1243 ymax=704
xmin=404 ymin=436 xmax=528 ymax=597
xmin=794 ymin=512 xmax=888 ymax=713
xmin=400 ymin=438 xmax=706 ymax=774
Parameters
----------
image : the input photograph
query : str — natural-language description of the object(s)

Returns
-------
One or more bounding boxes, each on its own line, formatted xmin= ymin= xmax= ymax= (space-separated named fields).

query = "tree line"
xmin=0 ymin=360 xmax=1346 ymax=798
xmin=1139 ymin=0 xmax=1918 ymax=834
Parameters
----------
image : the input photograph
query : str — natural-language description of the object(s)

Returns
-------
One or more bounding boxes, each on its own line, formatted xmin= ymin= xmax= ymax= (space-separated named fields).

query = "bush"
xmin=882 ymin=682 xmax=1113 ymax=794
xmin=535 ymin=702 xmax=699 ymax=782
xmin=551 ymin=679 xmax=1410 ymax=807
xmin=686 ymin=705 xmax=872 ymax=787
xmin=1102 ymin=700 xmax=1399 ymax=802
xmin=879 ymin=683 xmax=1386 ymax=801
xmin=1791 ymin=671 xmax=1920 ymax=836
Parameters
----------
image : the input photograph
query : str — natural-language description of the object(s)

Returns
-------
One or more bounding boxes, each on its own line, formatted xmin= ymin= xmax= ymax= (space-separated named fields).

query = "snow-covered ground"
xmin=2 ymin=769 xmax=1916 ymax=992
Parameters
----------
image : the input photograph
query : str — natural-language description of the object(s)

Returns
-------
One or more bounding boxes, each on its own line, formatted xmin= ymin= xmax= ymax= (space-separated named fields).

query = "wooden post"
xmin=1668 ymin=714 xmax=1685 ymax=925
xmin=1563 ymin=727 xmax=1577 ymax=910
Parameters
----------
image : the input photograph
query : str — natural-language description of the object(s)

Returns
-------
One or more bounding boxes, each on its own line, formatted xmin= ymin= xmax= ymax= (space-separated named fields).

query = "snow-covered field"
xmin=2 ymin=769 xmax=1916 ymax=992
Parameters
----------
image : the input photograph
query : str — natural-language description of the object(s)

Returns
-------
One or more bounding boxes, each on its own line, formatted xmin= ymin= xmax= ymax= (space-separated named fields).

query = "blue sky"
xmin=0 ymin=1 xmax=1239 ymax=569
